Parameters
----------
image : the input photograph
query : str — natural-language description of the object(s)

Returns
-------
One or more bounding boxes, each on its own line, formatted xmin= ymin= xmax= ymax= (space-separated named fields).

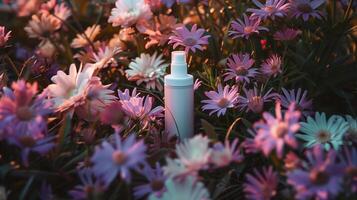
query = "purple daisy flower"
xmin=134 ymin=163 xmax=167 ymax=199
xmin=39 ymin=181 xmax=54 ymax=200
xmin=244 ymin=166 xmax=278 ymax=200
xmin=91 ymin=134 xmax=147 ymax=185
xmin=229 ymin=14 xmax=269 ymax=39
xmin=210 ymin=138 xmax=244 ymax=167
xmin=273 ymin=28 xmax=301 ymax=41
xmin=279 ymin=88 xmax=313 ymax=117
xmin=287 ymin=146 xmax=344 ymax=200
xmin=223 ymin=53 xmax=258 ymax=83
xmin=168 ymin=24 xmax=210 ymax=54
xmin=260 ymin=54 xmax=283 ymax=77
xmin=247 ymin=0 xmax=290 ymax=20
xmin=253 ymin=102 xmax=301 ymax=158
xmin=289 ymin=0 xmax=325 ymax=21
xmin=201 ymin=84 xmax=239 ymax=117
xmin=237 ymin=86 xmax=277 ymax=114
xmin=0 ymin=80 xmax=52 ymax=138
xmin=6 ymin=131 xmax=56 ymax=167
xmin=69 ymin=169 xmax=106 ymax=200
xmin=339 ymin=147 xmax=357 ymax=193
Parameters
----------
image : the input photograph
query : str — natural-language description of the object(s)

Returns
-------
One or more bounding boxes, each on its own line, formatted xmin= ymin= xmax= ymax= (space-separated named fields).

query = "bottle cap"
xmin=171 ymin=51 xmax=187 ymax=76
xmin=165 ymin=51 xmax=193 ymax=86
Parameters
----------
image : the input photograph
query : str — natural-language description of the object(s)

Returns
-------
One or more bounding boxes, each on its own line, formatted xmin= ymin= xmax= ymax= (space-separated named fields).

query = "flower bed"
xmin=0 ymin=0 xmax=356 ymax=199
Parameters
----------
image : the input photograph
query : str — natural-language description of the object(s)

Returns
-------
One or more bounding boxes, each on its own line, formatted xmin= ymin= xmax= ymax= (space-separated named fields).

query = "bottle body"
xmin=164 ymin=82 xmax=194 ymax=139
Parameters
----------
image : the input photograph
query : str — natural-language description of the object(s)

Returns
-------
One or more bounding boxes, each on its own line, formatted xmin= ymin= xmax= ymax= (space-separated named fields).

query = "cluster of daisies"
xmin=0 ymin=0 xmax=356 ymax=200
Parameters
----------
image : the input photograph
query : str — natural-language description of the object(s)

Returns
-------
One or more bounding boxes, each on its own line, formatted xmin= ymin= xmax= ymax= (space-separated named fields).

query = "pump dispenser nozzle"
xmin=171 ymin=51 xmax=187 ymax=76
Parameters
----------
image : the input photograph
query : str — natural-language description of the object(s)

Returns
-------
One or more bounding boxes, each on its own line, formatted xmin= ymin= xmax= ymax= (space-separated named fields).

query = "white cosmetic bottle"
xmin=164 ymin=51 xmax=194 ymax=140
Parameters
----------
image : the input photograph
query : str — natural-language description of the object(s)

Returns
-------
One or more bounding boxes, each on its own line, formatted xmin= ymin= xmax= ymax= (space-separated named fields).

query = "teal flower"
xmin=297 ymin=112 xmax=348 ymax=150
xmin=149 ymin=176 xmax=210 ymax=200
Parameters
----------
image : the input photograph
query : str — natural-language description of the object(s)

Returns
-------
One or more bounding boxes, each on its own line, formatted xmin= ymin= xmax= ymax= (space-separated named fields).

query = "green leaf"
xmin=19 ymin=175 xmax=35 ymax=200
xmin=201 ymin=119 xmax=217 ymax=140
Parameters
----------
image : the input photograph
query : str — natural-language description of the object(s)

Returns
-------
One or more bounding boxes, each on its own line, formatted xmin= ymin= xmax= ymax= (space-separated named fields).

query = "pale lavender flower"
xmin=0 ymin=80 xmax=52 ymax=138
xmin=279 ymin=88 xmax=313 ymax=117
xmin=253 ymin=102 xmax=301 ymax=158
xmin=244 ymin=166 xmax=278 ymax=200
xmin=289 ymin=0 xmax=325 ymax=21
xmin=273 ymin=28 xmax=301 ymax=41
xmin=69 ymin=169 xmax=106 ymax=200
xmin=260 ymin=54 xmax=282 ymax=77
xmin=224 ymin=53 xmax=258 ymax=83
xmin=247 ymin=0 xmax=290 ymax=20
xmin=210 ymin=139 xmax=244 ymax=167
xmin=0 ymin=26 xmax=11 ymax=47
xmin=134 ymin=163 xmax=166 ymax=199
xmin=201 ymin=84 xmax=239 ymax=117
xmin=91 ymin=134 xmax=147 ymax=185
xmin=229 ymin=14 xmax=268 ymax=39
xmin=238 ymin=87 xmax=277 ymax=113
xmin=287 ymin=146 xmax=344 ymax=200
xmin=168 ymin=24 xmax=210 ymax=54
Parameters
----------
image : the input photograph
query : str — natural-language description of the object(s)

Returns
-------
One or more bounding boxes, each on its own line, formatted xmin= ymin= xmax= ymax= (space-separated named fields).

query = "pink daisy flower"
xmin=279 ymin=88 xmax=313 ymax=117
xmin=244 ymin=166 xmax=278 ymax=200
xmin=118 ymin=88 xmax=164 ymax=129
xmin=0 ymin=26 xmax=11 ymax=47
xmin=210 ymin=138 xmax=244 ymax=167
xmin=238 ymin=86 xmax=277 ymax=113
xmin=168 ymin=24 xmax=210 ymax=54
xmin=201 ymin=84 xmax=239 ymax=117
xmin=247 ymin=0 xmax=290 ymax=20
xmin=273 ymin=28 xmax=301 ymax=41
xmin=224 ymin=53 xmax=258 ymax=83
xmin=253 ymin=102 xmax=301 ymax=158
xmin=229 ymin=14 xmax=268 ymax=39
xmin=0 ymin=80 xmax=52 ymax=138
xmin=260 ymin=54 xmax=283 ymax=77
xmin=287 ymin=146 xmax=344 ymax=200
xmin=289 ymin=0 xmax=325 ymax=21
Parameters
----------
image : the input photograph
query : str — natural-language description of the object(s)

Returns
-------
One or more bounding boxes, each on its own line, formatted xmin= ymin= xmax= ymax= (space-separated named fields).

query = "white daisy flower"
xmin=297 ymin=112 xmax=349 ymax=150
xmin=126 ymin=52 xmax=168 ymax=91
xmin=47 ymin=64 xmax=95 ymax=113
xmin=108 ymin=0 xmax=153 ymax=29
xmin=149 ymin=176 xmax=210 ymax=200
xmin=176 ymin=135 xmax=211 ymax=171
xmin=75 ymin=77 xmax=117 ymax=122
